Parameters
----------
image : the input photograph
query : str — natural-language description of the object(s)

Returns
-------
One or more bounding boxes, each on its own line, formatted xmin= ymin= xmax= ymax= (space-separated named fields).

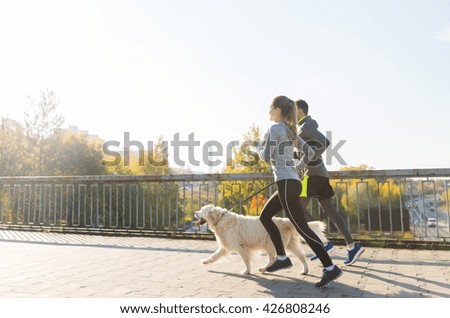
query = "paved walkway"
xmin=1 ymin=230 xmax=449 ymax=298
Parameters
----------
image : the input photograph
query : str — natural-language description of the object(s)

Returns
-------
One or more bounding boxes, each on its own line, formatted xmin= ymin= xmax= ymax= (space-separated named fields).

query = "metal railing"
xmin=1 ymin=168 xmax=449 ymax=241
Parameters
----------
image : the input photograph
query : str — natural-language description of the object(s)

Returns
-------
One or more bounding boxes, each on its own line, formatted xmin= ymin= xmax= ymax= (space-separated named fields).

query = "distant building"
xmin=55 ymin=125 xmax=100 ymax=141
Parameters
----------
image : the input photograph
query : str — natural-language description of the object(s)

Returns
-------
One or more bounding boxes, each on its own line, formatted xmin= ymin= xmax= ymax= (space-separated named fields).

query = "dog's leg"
xmin=201 ymin=247 xmax=228 ymax=265
xmin=258 ymin=250 xmax=276 ymax=273
xmin=233 ymin=247 xmax=252 ymax=275
xmin=287 ymin=242 xmax=309 ymax=275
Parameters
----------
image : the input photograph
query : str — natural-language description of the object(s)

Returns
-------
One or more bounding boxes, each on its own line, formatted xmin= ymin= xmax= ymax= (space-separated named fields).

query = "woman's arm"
xmin=295 ymin=136 xmax=316 ymax=173
xmin=258 ymin=125 xmax=278 ymax=164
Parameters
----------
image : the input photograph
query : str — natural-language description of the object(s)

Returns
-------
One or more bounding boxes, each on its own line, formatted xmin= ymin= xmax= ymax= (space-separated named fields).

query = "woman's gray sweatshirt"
xmin=259 ymin=122 xmax=315 ymax=182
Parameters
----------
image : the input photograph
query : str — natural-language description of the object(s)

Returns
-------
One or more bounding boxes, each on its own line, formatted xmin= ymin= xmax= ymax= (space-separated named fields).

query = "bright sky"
xmin=1 ymin=0 xmax=449 ymax=172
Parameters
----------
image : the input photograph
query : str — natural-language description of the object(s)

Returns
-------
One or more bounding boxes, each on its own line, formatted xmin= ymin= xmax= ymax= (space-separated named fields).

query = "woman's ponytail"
xmin=271 ymin=96 xmax=298 ymax=148
xmin=286 ymin=99 xmax=298 ymax=148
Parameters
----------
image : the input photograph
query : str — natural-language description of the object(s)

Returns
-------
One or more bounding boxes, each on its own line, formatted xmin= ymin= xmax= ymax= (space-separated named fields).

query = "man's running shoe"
xmin=344 ymin=243 xmax=365 ymax=266
xmin=310 ymin=242 xmax=336 ymax=261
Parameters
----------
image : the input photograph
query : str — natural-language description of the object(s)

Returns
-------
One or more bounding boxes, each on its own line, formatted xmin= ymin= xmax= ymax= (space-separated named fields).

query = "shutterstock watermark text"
xmin=102 ymin=132 xmax=347 ymax=168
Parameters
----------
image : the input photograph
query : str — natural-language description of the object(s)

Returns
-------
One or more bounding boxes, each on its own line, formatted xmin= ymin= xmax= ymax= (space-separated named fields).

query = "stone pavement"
xmin=0 ymin=230 xmax=449 ymax=298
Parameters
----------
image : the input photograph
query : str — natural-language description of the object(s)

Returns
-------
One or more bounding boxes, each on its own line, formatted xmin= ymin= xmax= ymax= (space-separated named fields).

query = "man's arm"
xmin=300 ymin=121 xmax=330 ymax=160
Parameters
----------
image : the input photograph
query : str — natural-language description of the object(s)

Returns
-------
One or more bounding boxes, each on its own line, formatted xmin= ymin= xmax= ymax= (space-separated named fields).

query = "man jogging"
xmin=296 ymin=99 xmax=364 ymax=266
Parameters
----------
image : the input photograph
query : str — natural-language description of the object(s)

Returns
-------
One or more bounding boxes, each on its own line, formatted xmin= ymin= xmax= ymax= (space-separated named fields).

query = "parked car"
xmin=427 ymin=218 xmax=437 ymax=227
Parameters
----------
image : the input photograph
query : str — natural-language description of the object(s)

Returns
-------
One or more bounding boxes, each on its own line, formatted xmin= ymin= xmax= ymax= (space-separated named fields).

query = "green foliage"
xmin=24 ymin=89 xmax=65 ymax=175
xmin=221 ymin=124 xmax=272 ymax=215
xmin=336 ymin=178 xmax=402 ymax=216
xmin=0 ymin=118 xmax=33 ymax=176
xmin=442 ymin=188 xmax=450 ymax=206
xmin=224 ymin=124 xmax=269 ymax=174
xmin=332 ymin=165 xmax=405 ymax=233
xmin=46 ymin=131 xmax=107 ymax=175
xmin=1 ymin=89 xmax=107 ymax=176
xmin=106 ymin=136 xmax=170 ymax=176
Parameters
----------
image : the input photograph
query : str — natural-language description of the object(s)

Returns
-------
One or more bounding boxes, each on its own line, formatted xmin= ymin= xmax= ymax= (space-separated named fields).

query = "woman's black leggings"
xmin=259 ymin=178 xmax=333 ymax=268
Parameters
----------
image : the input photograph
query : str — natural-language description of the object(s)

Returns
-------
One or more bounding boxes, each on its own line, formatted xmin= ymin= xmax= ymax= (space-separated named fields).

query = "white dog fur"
xmin=194 ymin=204 xmax=328 ymax=275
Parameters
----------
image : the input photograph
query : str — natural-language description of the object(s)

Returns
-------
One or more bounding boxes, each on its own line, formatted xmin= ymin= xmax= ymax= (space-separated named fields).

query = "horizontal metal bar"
xmin=329 ymin=168 xmax=450 ymax=179
xmin=1 ymin=169 xmax=449 ymax=242
xmin=1 ymin=168 xmax=450 ymax=183
xmin=0 ymin=173 xmax=273 ymax=183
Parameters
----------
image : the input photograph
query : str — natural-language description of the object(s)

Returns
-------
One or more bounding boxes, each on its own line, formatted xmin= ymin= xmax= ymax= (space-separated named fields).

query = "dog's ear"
xmin=202 ymin=205 xmax=214 ymax=213
xmin=208 ymin=206 xmax=223 ymax=222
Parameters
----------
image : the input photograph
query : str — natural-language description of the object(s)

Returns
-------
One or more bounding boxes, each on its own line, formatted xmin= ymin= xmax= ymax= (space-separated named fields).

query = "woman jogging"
xmin=257 ymin=95 xmax=342 ymax=288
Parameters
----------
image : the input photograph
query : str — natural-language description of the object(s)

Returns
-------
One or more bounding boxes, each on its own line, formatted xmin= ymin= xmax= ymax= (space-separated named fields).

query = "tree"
xmin=221 ymin=125 xmax=271 ymax=215
xmin=46 ymin=131 xmax=107 ymax=175
xmin=0 ymin=117 xmax=33 ymax=176
xmin=336 ymin=164 xmax=405 ymax=232
xmin=105 ymin=136 xmax=171 ymax=175
xmin=140 ymin=136 xmax=170 ymax=175
xmin=103 ymin=136 xmax=181 ymax=229
xmin=24 ymin=89 xmax=64 ymax=175
xmin=224 ymin=124 xmax=269 ymax=174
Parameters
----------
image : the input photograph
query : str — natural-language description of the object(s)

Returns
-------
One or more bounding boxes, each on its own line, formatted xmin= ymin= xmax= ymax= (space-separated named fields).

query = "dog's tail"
xmin=306 ymin=221 xmax=328 ymax=244
xmin=278 ymin=218 xmax=328 ymax=245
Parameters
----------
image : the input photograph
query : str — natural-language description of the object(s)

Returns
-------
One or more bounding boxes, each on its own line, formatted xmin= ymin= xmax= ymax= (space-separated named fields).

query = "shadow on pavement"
xmin=345 ymin=265 xmax=450 ymax=298
xmin=207 ymin=269 xmax=381 ymax=298
xmin=0 ymin=238 xmax=214 ymax=254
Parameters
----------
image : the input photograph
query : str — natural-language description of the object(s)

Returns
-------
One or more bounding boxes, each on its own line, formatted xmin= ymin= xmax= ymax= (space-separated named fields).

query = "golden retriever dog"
xmin=194 ymin=205 xmax=328 ymax=275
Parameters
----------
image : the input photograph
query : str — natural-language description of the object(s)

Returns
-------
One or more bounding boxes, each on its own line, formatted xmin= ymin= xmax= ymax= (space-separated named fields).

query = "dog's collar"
xmin=212 ymin=211 xmax=228 ymax=227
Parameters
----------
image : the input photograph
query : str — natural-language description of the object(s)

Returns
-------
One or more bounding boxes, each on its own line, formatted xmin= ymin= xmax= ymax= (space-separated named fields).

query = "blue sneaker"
xmin=310 ymin=242 xmax=336 ymax=261
xmin=344 ymin=243 xmax=365 ymax=266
